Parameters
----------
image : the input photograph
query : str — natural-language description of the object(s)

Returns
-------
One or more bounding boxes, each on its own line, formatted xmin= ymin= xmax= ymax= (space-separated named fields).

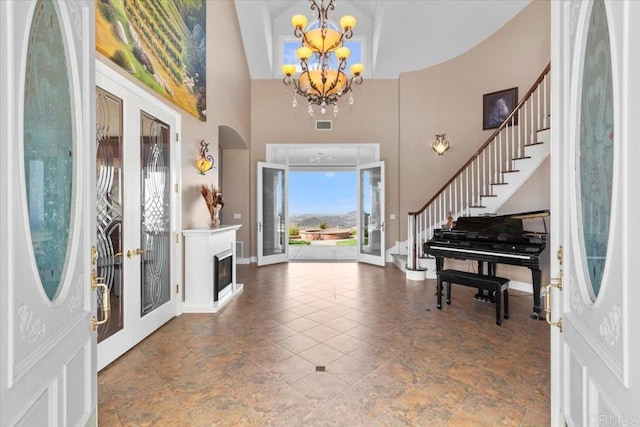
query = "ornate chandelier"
xmin=282 ymin=0 xmax=364 ymax=116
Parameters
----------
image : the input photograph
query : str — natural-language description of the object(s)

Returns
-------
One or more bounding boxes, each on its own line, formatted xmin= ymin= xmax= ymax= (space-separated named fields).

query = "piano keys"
xmin=423 ymin=212 xmax=548 ymax=320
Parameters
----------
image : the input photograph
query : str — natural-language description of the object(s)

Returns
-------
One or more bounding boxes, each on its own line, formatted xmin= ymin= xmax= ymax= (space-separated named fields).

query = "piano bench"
xmin=436 ymin=269 xmax=510 ymax=326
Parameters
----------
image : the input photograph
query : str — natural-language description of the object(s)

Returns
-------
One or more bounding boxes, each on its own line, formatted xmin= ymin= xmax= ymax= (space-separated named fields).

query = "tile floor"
xmin=98 ymin=262 xmax=550 ymax=426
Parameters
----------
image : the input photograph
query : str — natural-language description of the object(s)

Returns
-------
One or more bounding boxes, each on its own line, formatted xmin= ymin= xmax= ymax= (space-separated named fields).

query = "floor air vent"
xmin=315 ymin=120 xmax=332 ymax=131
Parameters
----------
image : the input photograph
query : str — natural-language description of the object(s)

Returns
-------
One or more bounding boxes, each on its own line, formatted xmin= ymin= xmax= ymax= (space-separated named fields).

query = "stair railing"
xmin=406 ymin=63 xmax=551 ymax=271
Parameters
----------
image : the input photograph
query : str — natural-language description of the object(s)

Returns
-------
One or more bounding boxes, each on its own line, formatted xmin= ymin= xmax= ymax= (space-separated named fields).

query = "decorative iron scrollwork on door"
xmin=140 ymin=113 xmax=171 ymax=315
xmin=96 ymin=88 xmax=124 ymax=342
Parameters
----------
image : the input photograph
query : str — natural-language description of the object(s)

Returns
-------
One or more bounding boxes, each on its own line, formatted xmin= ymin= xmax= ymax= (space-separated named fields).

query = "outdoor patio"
xmin=289 ymin=240 xmax=357 ymax=261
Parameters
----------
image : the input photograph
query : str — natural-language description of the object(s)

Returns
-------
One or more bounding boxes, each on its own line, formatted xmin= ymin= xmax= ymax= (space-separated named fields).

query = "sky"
xmin=289 ymin=171 xmax=356 ymax=215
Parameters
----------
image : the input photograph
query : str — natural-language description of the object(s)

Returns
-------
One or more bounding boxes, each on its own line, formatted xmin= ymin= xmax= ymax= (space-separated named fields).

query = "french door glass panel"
xmin=257 ymin=162 xmax=288 ymax=266
xmin=95 ymin=63 xmax=180 ymax=370
xmin=357 ymin=161 xmax=385 ymax=266
xmin=140 ymin=112 xmax=171 ymax=316
xmin=96 ymin=88 xmax=124 ymax=342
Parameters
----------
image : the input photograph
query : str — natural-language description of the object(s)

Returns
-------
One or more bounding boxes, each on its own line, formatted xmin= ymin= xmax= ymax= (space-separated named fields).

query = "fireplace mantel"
xmin=182 ymin=225 xmax=243 ymax=313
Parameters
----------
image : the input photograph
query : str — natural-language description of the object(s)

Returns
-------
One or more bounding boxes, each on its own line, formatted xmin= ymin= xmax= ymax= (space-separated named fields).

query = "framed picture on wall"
xmin=483 ymin=87 xmax=518 ymax=130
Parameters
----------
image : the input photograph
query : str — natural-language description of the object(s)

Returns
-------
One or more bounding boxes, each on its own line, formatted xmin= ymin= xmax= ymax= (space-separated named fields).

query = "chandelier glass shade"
xmin=282 ymin=0 xmax=364 ymax=116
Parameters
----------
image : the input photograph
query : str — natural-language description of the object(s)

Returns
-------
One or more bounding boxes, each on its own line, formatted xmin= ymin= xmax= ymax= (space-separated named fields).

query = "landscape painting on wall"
xmin=96 ymin=0 xmax=206 ymax=121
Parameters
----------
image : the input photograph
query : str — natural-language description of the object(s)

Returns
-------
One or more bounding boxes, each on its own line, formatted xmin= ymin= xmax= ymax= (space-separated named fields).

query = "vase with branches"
xmin=200 ymin=184 xmax=224 ymax=227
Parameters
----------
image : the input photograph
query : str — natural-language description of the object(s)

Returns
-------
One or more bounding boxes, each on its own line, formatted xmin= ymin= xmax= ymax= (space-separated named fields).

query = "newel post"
xmin=407 ymin=213 xmax=418 ymax=270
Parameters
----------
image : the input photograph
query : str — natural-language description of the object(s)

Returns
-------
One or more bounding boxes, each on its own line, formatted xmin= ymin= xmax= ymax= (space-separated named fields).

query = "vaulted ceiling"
xmin=234 ymin=0 xmax=532 ymax=80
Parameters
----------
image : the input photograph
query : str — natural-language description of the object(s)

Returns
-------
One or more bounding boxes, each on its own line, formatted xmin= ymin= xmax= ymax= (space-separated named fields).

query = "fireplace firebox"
xmin=214 ymin=249 xmax=233 ymax=301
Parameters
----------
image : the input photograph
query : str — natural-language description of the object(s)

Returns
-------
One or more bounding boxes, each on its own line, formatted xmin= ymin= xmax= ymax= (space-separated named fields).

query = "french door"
xmin=257 ymin=162 xmax=288 ymax=266
xmin=1 ymin=1 xmax=97 ymax=425
xmin=357 ymin=162 xmax=385 ymax=266
xmin=257 ymin=160 xmax=386 ymax=266
xmin=95 ymin=63 xmax=181 ymax=370
xmin=550 ymin=0 xmax=640 ymax=424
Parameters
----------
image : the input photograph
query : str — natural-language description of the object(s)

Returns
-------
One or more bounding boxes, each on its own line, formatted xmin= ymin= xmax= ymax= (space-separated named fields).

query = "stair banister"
xmin=406 ymin=62 xmax=551 ymax=271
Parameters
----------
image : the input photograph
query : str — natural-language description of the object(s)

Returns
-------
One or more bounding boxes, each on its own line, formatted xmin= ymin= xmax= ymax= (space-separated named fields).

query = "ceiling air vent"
xmin=315 ymin=120 xmax=332 ymax=131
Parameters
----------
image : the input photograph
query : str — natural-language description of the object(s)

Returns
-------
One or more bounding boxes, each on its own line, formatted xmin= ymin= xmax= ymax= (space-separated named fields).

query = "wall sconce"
xmin=196 ymin=140 xmax=214 ymax=175
xmin=432 ymin=133 xmax=450 ymax=155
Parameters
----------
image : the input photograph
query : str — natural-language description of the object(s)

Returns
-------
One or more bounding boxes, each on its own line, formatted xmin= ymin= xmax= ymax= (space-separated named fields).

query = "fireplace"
xmin=214 ymin=249 xmax=233 ymax=301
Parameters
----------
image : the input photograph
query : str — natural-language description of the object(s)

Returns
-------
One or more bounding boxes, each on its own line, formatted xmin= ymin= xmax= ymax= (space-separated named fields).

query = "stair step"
xmin=502 ymin=169 xmax=520 ymax=174
xmin=469 ymin=205 xmax=487 ymax=209
xmin=491 ymin=182 xmax=508 ymax=186
xmin=480 ymin=194 xmax=497 ymax=198
xmin=512 ymin=156 xmax=532 ymax=161
xmin=391 ymin=254 xmax=408 ymax=273
xmin=525 ymin=142 xmax=545 ymax=147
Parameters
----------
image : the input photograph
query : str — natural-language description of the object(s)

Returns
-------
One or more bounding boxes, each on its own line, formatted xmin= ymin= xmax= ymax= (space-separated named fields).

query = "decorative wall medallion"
xmin=18 ymin=304 xmax=46 ymax=344
xmin=600 ymin=305 xmax=621 ymax=347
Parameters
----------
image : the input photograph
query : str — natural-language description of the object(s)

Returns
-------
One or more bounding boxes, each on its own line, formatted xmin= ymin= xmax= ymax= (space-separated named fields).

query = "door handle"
xmin=91 ymin=270 xmax=111 ymax=331
xmin=258 ymin=222 xmax=262 ymax=232
xmin=544 ymin=274 xmax=563 ymax=332
xmin=126 ymin=248 xmax=144 ymax=258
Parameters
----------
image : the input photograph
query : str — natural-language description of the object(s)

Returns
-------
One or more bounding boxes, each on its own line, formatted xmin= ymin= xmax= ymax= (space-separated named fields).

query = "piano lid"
xmin=453 ymin=216 xmax=524 ymax=235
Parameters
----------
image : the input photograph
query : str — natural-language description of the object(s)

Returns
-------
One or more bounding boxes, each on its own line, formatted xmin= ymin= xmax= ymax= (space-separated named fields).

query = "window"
xmin=281 ymin=38 xmax=363 ymax=75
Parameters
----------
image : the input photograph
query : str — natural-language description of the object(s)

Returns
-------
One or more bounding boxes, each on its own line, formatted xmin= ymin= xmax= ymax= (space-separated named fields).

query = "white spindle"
xmin=478 ymin=151 xmax=487 ymax=196
xmin=531 ymin=93 xmax=535 ymax=141
xmin=491 ymin=139 xmax=500 ymax=183
xmin=511 ymin=117 xmax=515 ymax=162
xmin=465 ymin=168 xmax=469 ymax=215
xmin=517 ymin=110 xmax=522 ymax=155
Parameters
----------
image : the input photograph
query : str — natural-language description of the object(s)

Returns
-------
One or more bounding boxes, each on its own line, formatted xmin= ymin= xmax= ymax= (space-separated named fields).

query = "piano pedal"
xmin=474 ymin=290 xmax=496 ymax=304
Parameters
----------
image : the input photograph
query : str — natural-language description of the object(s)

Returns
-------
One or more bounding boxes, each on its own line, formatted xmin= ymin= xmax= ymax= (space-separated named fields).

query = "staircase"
xmin=395 ymin=63 xmax=551 ymax=280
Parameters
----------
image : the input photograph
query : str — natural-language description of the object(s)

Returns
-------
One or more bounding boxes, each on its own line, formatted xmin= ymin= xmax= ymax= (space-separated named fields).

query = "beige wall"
xmin=248 ymin=1 xmax=550 ymax=259
xmin=182 ymin=1 xmax=251 ymax=232
xmin=96 ymin=1 xmax=251 ymax=233
xmin=399 ymin=0 xmax=551 ymax=239
xmin=220 ymin=147 xmax=251 ymax=251
xmin=249 ymin=79 xmax=400 ymax=258
xmin=96 ymin=0 xmax=550 ymax=265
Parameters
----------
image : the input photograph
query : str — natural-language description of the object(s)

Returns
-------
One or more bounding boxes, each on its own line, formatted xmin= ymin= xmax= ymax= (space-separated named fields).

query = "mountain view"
xmin=288 ymin=211 xmax=357 ymax=229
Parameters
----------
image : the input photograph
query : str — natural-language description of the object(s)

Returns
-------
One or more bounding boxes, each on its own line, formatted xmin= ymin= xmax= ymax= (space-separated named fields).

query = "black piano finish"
xmin=424 ymin=215 xmax=547 ymax=319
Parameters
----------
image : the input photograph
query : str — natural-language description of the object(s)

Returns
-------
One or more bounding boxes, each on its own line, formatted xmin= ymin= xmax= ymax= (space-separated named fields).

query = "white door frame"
xmin=96 ymin=61 xmax=182 ymax=370
xmin=357 ymin=161 xmax=386 ymax=266
xmin=257 ymin=162 xmax=289 ymax=266
xmin=550 ymin=0 xmax=640 ymax=424
xmin=1 ymin=1 xmax=97 ymax=425
xmin=263 ymin=143 xmax=382 ymax=265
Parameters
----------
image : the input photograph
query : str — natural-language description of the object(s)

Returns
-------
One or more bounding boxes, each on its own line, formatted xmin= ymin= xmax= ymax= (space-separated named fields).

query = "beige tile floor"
xmin=98 ymin=262 xmax=550 ymax=426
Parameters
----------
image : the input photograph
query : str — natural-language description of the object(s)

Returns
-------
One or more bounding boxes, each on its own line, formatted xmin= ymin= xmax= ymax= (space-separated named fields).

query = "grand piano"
xmin=423 ymin=211 xmax=548 ymax=320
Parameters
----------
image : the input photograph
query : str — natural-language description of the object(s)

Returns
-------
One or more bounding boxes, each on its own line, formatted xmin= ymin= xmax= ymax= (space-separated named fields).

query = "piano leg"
xmin=474 ymin=261 xmax=496 ymax=303
xmin=434 ymin=257 xmax=444 ymax=297
xmin=530 ymin=268 xmax=545 ymax=320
